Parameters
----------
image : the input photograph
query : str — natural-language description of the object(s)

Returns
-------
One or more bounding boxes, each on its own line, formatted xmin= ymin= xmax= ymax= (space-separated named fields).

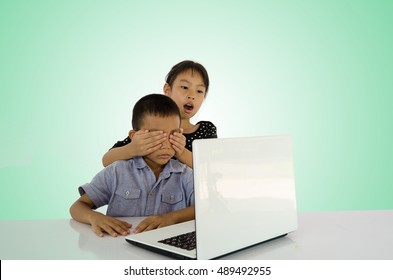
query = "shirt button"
xmin=125 ymin=191 xmax=130 ymax=196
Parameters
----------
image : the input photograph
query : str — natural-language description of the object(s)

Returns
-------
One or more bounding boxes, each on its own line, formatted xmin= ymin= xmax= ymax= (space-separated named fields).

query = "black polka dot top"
xmin=111 ymin=121 xmax=217 ymax=152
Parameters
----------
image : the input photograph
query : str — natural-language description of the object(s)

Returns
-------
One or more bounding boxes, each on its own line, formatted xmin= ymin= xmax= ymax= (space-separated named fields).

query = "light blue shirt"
xmin=78 ymin=157 xmax=194 ymax=217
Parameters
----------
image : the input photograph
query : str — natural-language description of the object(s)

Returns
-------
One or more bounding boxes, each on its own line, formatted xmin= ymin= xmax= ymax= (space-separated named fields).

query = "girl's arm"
xmin=102 ymin=143 xmax=137 ymax=167
xmin=174 ymin=148 xmax=193 ymax=168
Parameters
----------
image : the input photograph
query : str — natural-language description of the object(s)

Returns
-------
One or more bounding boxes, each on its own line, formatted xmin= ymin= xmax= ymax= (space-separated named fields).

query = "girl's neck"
xmin=180 ymin=119 xmax=197 ymax=134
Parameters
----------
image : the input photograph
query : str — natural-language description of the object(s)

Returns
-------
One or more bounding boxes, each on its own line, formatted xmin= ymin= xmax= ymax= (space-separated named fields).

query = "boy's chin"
xmin=155 ymin=155 xmax=173 ymax=164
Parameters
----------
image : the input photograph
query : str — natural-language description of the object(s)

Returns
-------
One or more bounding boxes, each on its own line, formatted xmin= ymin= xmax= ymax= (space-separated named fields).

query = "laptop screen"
xmin=193 ymin=135 xmax=297 ymax=260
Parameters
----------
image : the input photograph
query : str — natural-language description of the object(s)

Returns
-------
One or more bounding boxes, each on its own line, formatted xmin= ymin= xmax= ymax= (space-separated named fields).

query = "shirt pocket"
xmin=158 ymin=191 xmax=186 ymax=215
xmin=161 ymin=192 xmax=184 ymax=205
xmin=109 ymin=188 xmax=142 ymax=217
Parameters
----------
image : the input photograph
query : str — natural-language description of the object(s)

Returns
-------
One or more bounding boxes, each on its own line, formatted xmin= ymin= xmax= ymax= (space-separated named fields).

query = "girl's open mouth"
xmin=184 ymin=103 xmax=194 ymax=112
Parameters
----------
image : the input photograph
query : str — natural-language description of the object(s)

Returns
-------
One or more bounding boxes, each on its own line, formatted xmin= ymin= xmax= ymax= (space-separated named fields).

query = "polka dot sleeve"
xmin=185 ymin=121 xmax=217 ymax=151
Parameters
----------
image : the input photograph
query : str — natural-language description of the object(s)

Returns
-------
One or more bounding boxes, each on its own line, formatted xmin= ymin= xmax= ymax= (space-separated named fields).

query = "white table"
xmin=1 ymin=210 xmax=392 ymax=259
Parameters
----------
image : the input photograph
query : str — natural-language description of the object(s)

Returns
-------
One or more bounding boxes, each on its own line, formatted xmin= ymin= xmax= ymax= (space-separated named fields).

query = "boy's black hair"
xmin=132 ymin=94 xmax=181 ymax=130
xmin=165 ymin=60 xmax=210 ymax=95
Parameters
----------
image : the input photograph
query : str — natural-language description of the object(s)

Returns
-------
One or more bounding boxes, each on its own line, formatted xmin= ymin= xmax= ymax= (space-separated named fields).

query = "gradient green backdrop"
xmin=1 ymin=0 xmax=392 ymax=220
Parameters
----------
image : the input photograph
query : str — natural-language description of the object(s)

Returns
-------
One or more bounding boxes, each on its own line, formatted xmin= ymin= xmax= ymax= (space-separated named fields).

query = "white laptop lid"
xmin=193 ymin=135 xmax=297 ymax=260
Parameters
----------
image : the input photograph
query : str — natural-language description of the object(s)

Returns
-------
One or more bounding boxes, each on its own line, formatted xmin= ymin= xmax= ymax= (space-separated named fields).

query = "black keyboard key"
xmin=158 ymin=231 xmax=196 ymax=251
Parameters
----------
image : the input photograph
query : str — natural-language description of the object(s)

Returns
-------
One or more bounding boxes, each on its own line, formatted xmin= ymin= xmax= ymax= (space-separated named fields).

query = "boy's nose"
xmin=161 ymin=135 xmax=171 ymax=149
xmin=187 ymin=95 xmax=195 ymax=100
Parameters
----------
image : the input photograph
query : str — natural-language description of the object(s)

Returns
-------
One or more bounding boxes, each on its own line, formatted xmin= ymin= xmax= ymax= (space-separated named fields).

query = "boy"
xmin=70 ymin=94 xmax=195 ymax=237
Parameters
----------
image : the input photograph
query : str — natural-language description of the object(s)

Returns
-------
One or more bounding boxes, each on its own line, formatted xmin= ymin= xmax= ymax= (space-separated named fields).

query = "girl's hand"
xmin=169 ymin=128 xmax=186 ymax=158
xmin=130 ymin=130 xmax=167 ymax=156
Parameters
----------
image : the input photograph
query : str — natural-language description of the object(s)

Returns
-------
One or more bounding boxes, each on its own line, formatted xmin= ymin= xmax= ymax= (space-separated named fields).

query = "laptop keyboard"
xmin=158 ymin=231 xmax=196 ymax=251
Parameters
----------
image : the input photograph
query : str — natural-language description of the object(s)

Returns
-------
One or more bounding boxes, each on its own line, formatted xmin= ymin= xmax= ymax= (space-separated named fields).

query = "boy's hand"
xmin=130 ymin=130 xmax=167 ymax=156
xmin=89 ymin=212 xmax=132 ymax=237
xmin=133 ymin=214 xmax=175 ymax=233
xmin=169 ymin=128 xmax=186 ymax=158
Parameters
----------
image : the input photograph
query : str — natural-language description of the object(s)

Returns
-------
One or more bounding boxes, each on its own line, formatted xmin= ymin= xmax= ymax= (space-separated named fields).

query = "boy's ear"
xmin=128 ymin=130 xmax=136 ymax=139
xmin=163 ymin=83 xmax=171 ymax=95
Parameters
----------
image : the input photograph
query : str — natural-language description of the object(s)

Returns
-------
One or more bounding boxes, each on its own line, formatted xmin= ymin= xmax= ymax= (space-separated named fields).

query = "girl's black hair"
xmin=165 ymin=60 xmax=210 ymax=95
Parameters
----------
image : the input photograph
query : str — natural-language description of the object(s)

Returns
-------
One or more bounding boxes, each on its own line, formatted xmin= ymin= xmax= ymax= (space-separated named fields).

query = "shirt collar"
xmin=133 ymin=157 xmax=185 ymax=175
xmin=133 ymin=156 xmax=148 ymax=169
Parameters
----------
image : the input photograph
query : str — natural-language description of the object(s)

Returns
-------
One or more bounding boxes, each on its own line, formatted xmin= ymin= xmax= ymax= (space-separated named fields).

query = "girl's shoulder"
xmin=196 ymin=120 xmax=216 ymax=128
xmin=111 ymin=136 xmax=131 ymax=149
xmin=184 ymin=121 xmax=217 ymax=151
xmin=192 ymin=121 xmax=217 ymax=138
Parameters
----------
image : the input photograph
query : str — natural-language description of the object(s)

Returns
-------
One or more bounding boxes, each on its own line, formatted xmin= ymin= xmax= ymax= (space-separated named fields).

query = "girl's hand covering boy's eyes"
xmin=130 ymin=130 xmax=167 ymax=156
xmin=169 ymin=128 xmax=186 ymax=158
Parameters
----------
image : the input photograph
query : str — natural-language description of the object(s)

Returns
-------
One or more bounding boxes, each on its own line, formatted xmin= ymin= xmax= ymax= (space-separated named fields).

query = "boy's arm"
xmin=102 ymin=130 xmax=167 ymax=167
xmin=69 ymin=194 xmax=132 ymax=237
xmin=133 ymin=206 xmax=195 ymax=233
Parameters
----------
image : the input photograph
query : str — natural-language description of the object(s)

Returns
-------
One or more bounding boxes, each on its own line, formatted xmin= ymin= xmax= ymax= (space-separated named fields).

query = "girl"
xmin=102 ymin=60 xmax=217 ymax=168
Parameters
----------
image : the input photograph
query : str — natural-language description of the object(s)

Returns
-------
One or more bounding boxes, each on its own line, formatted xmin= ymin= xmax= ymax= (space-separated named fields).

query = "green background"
xmin=1 ymin=0 xmax=392 ymax=220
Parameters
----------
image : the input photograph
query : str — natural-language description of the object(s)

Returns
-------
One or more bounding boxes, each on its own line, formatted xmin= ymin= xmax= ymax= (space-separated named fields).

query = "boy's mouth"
xmin=158 ymin=154 xmax=172 ymax=159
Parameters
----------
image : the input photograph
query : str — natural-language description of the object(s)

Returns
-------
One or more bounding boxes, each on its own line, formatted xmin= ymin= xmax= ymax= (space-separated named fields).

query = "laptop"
xmin=126 ymin=135 xmax=298 ymax=260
